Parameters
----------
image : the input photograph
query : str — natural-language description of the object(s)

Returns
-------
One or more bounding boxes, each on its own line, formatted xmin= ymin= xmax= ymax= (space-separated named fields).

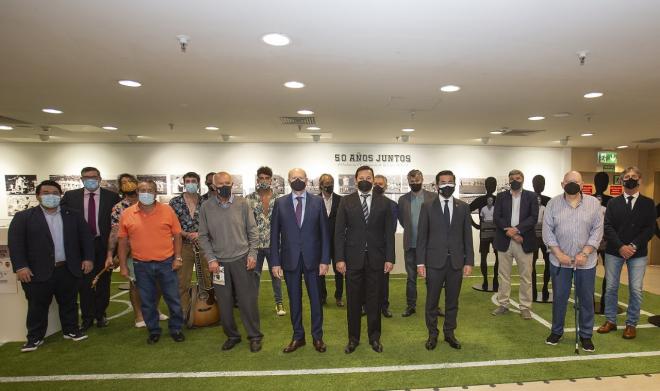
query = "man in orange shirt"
xmin=118 ymin=180 xmax=185 ymax=344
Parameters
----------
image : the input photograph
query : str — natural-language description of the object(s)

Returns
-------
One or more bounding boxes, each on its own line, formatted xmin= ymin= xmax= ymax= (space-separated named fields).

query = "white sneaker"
xmin=159 ymin=313 xmax=169 ymax=321
xmin=135 ymin=320 xmax=146 ymax=328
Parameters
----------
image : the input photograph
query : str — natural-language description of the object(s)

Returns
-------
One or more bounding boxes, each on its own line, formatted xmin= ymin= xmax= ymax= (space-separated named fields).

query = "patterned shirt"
xmin=111 ymin=198 xmax=135 ymax=227
xmin=245 ymin=191 xmax=279 ymax=249
xmin=169 ymin=194 xmax=204 ymax=242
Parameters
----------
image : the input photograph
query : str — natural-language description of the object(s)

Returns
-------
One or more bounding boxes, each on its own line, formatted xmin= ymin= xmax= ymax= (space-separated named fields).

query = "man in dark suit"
xmin=417 ymin=170 xmax=474 ymax=350
xmin=492 ymin=169 xmax=539 ymax=319
xmin=271 ymin=168 xmax=331 ymax=353
xmin=9 ymin=180 xmax=95 ymax=352
xmin=335 ymin=165 xmax=395 ymax=354
xmin=397 ymin=169 xmax=436 ymax=317
xmin=317 ymin=174 xmax=344 ymax=306
xmin=61 ymin=167 xmax=120 ymax=330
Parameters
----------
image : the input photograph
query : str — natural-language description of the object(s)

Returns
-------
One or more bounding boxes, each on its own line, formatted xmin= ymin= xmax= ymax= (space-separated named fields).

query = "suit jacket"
xmin=8 ymin=205 xmax=95 ymax=282
xmin=334 ymin=192 xmax=396 ymax=270
xmin=416 ymin=197 xmax=474 ymax=270
xmin=604 ymin=194 xmax=656 ymax=257
xmin=320 ymin=192 xmax=342 ymax=259
xmin=270 ymin=192 xmax=331 ymax=272
xmin=398 ymin=190 xmax=436 ymax=250
xmin=493 ymin=189 xmax=539 ymax=253
xmin=61 ymin=187 xmax=120 ymax=257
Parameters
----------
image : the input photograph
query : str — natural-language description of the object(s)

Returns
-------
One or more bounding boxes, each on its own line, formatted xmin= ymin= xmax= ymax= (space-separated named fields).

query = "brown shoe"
xmin=597 ymin=321 xmax=617 ymax=334
xmin=313 ymin=339 xmax=327 ymax=353
xmin=283 ymin=339 xmax=306 ymax=353
xmin=622 ymin=325 xmax=636 ymax=339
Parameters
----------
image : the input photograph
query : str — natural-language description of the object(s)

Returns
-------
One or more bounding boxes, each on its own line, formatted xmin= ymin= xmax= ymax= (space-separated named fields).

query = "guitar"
xmin=186 ymin=243 xmax=220 ymax=328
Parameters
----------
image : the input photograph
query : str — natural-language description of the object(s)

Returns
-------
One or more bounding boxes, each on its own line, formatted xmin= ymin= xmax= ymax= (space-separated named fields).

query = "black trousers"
xmin=22 ymin=264 xmax=80 ymax=342
xmin=346 ymin=252 xmax=384 ymax=343
xmin=425 ymin=261 xmax=463 ymax=338
xmin=319 ymin=257 xmax=344 ymax=301
xmin=532 ymin=237 xmax=551 ymax=299
xmin=78 ymin=237 xmax=111 ymax=322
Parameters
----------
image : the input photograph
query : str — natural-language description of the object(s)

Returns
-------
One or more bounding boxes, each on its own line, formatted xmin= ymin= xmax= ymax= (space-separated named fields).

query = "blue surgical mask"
xmin=83 ymin=179 xmax=99 ymax=192
xmin=184 ymin=183 xmax=198 ymax=193
xmin=40 ymin=194 xmax=61 ymax=209
xmin=139 ymin=192 xmax=156 ymax=206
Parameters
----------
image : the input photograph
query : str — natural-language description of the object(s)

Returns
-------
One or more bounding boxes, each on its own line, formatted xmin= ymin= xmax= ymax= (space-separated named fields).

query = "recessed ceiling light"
xmin=616 ymin=145 xmax=628 ymax=149
xmin=0 ymin=125 xmax=13 ymax=130
xmin=284 ymin=81 xmax=305 ymax=89
xmin=205 ymin=126 xmax=220 ymax=131
xmin=584 ymin=92 xmax=603 ymax=98
xmin=402 ymin=128 xmax=415 ymax=132
xmin=42 ymin=108 xmax=63 ymax=114
xmin=580 ymin=132 xmax=594 ymax=137
xmin=118 ymin=80 xmax=142 ymax=87
xmin=262 ymin=33 xmax=290 ymax=46
xmin=306 ymin=126 xmax=321 ymax=131
xmin=297 ymin=109 xmax=314 ymax=115
xmin=528 ymin=116 xmax=545 ymax=121
xmin=553 ymin=112 xmax=572 ymax=118
xmin=440 ymin=85 xmax=461 ymax=92
xmin=102 ymin=126 xmax=118 ymax=131
xmin=490 ymin=130 xmax=504 ymax=135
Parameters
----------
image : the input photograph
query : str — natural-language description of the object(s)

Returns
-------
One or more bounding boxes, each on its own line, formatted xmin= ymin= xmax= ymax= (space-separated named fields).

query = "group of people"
xmin=8 ymin=164 xmax=658 ymax=355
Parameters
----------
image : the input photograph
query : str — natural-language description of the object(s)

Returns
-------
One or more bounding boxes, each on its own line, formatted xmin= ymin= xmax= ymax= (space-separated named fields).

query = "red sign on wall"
xmin=609 ymin=185 xmax=623 ymax=196
xmin=582 ymin=184 xmax=594 ymax=195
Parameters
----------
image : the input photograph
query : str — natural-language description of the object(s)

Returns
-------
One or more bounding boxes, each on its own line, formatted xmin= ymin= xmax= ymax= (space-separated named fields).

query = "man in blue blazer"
xmin=492 ymin=169 xmax=539 ymax=319
xmin=271 ymin=168 xmax=331 ymax=353
xmin=9 ymin=180 xmax=95 ymax=352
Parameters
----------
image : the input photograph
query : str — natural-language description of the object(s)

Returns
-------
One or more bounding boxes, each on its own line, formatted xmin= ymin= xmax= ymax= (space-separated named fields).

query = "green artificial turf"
xmin=1 ymin=266 xmax=659 ymax=391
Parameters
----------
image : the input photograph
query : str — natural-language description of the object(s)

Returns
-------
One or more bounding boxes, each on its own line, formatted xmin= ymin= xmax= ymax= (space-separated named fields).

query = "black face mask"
xmin=322 ymin=185 xmax=334 ymax=194
xmin=409 ymin=183 xmax=422 ymax=193
xmin=217 ymin=185 xmax=232 ymax=198
xmin=564 ymin=182 xmax=581 ymax=195
xmin=438 ymin=184 xmax=455 ymax=198
xmin=357 ymin=180 xmax=373 ymax=193
xmin=373 ymin=185 xmax=385 ymax=195
xmin=510 ymin=180 xmax=522 ymax=191
xmin=623 ymin=178 xmax=639 ymax=190
xmin=290 ymin=179 xmax=306 ymax=192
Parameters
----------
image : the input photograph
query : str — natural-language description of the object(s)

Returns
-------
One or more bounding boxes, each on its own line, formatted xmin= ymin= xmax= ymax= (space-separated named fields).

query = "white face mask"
xmin=139 ymin=192 xmax=155 ymax=205
xmin=40 ymin=194 xmax=61 ymax=209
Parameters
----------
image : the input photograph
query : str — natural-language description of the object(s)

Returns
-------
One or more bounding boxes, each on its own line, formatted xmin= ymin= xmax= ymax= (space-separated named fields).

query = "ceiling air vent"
xmin=280 ymin=116 xmax=317 ymax=126
xmin=634 ymin=138 xmax=660 ymax=144
xmin=497 ymin=127 xmax=545 ymax=136
xmin=0 ymin=115 xmax=31 ymax=125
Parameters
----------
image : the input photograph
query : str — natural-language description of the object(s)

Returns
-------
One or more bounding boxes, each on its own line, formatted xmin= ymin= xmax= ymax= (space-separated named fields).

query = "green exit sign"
xmin=598 ymin=151 xmax=618 ymax=165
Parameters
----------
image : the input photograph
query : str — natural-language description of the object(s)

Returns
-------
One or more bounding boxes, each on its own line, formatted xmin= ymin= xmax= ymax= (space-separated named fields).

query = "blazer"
xmin=493 ymin=189 xmax=539 ymax=253
xmin=416 ymin=197 xmax=474 ymax=270
xmin=319 ymin=192 xmax=342 ymax=259
xmin=8 ymin=205 xmax=95 ymax=282
xmin=61 ymin=187 xmax=120 ymax=256
xmin=398 ymin=189 xmax=436 ymax=250
xmin=270 ymin=192 xmax=331 ymax=272
xmin=604 ymin=194 xmax=656 ymax=257
xmin=334 ymin=192 xmax=396 ymax=270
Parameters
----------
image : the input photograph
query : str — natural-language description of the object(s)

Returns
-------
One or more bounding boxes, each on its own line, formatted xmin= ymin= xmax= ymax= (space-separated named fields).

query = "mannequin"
xmin=470 ymin=177 xmax=499 ymax=291
xmin=531 ymin=175 xmax=551 ymax=302
xmin=593 ymin=171 xmax=613 ymax=314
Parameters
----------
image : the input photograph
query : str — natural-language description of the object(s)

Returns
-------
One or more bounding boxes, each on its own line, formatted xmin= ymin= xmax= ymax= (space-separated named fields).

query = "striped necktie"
xmin=361 ymin=194 xmax=370 ymax=224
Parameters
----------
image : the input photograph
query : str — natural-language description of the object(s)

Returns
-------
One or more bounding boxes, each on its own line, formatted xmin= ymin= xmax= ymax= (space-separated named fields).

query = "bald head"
xmin=288 ymin=168 xmax=307 ymax=181
xmin=213 ymin=172 xmax=233 ymax=187
xmin=562 ymin=171 xmax=583 ymax=184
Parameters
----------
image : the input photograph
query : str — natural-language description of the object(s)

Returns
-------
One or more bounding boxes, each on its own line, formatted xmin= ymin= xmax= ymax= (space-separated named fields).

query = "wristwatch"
xmin=579 ymin=252 xmax=588 ymax=258
xmin=175 ymin=257 xmax=183 ymax=262
xmin=630 ymin=243 xmax=637 ymax=250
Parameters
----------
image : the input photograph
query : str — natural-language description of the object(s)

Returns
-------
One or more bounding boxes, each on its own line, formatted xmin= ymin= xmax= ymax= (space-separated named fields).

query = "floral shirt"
xmin=111 ymin=198 xmax=135 ymax=227
xmin=169 ymin=194 xmax=204 ymax=243
xmin=245 ymin=191 xmax=279 ymax=249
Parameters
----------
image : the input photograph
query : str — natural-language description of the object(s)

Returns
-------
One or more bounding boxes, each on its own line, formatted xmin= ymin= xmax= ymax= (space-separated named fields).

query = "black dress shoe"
xmin=344 ymin=340 xmax=359 ymax=354
xmin=96 ymin=317 xmax=109 ymax=328
xmin=283 ymin=339 xmax=306 ymax=353
xmin=382 ymin=308 xmax=393 ymax=318
xmin=249 ymin=339 xmax=262 ymax=353
xmin=444 ymin=335 xmax=461 ymax=350
xmin=147 ymin=334 xmax=160 ymax=345
xmin=313 ymin=339 xmax=327 ymax=353
xmin=401 ymin=307 xmax=416 ymax=317
xmin=542 ymin=290 xmax=550 ymax=302
xmin=370 ymin=340 xmax=383 ymax=353
xmin=221 ymin=338 xmax=241 ymax=351
xmin=81 ymin=319 xmax=94 ymax=332
xmin=171 ymin=331 xmax=185 ymax=342
xmin=437 ymin=307 xmax=445 ymax=317
xmin=336 ymin=299 xmax=345 ymax=307
xmin=320 ymin=298 xmax=327 ymax=306
xmin=425 ymin=336 xmax=438 ymax=350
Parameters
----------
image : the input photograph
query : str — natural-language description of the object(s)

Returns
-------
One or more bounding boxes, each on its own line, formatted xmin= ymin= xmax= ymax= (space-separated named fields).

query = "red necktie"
xmin=88 ymin=192 xmax=97 ymax=236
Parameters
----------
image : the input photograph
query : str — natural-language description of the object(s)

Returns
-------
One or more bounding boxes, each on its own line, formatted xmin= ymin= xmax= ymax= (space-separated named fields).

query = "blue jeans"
xmin=604 ymin=254 xmax=647 ymax=326
xmin=255 ymin=248 xmax=283 ymax=304
xmin=133 ymin=258 xmax=184 ymax=335
xmin=550 ymin=264 xmax=595 ymax=339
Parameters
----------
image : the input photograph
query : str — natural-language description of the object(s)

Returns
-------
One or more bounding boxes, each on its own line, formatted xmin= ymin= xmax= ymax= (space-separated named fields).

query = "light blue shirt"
xmin=410 ymin=192 xmax=424 ymax=248
xmin=217 ymin=194 xmax=235 ymax=209
xmin=42 ymin=206 xmax=66 ymax=263
xmin=291 ymin=191 xmax=307 ymax=226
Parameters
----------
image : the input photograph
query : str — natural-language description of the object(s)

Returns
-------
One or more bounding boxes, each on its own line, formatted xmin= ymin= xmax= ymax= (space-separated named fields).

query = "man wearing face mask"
xmin=198 ymin=172 xmax=262 ymax=352
xmin=169 ymin=172 xmax=209 ymax=317
xmin=374 ymin=175 xmax=398 ymax=317
xmin=9 ymin=180 xmax=94 ymax=352
xmin=543 ymin=171 xmax=603 ymax=351
xmin=61 ymin=167 xmax=120 ymax=331
xmin=597 ymin=166 xmax=656 ymax=339
xmin=492 ymin=169 xmax=539 ymax=319
xmin=335 ymin=165 xmax=395 ymax=354
xmin=317 ymin=174 xmax=344 ymax=307
xmin=118 ymin=180 xmax=185 ymax=345
xmin=201 ymin=172 xmax=216 ymax=202
xmin=245 ymin=166 xmax=285 ymax=316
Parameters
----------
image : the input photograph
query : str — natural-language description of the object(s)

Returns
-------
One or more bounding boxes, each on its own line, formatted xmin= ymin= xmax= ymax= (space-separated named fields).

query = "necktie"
xmin=443 ymin=199 xmax=451 ymax=229
xmin=295 ymin=196 xmax=303 ymax=227
xmin=361 ymin=194 xmax=370 ymax=224
xmin=88 ymin=192 xmax=97 ymax=236
xmin=626 ymin=195 xmax=634 ymax=212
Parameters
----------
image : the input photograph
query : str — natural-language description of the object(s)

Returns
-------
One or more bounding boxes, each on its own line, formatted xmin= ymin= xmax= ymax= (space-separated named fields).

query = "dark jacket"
xmin=604 ymin=194 xmax=656 ymax=257
xmin=320 ymin=192 xmax=342 ymax=259
xmin=398 ymin=190 xmax=436 ymax=250
xmin=493 ymin=189 xmax=539 ymax=253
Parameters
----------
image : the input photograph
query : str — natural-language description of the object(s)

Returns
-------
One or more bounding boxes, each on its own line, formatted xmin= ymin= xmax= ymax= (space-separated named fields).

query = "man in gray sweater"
xmin=198 ymin=172 xmax=262 ymax=352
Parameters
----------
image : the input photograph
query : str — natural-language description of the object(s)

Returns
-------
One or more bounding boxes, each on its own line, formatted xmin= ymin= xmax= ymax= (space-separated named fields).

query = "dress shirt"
xmin=510 ymin=190 xmax=521 ymax=228
xmin=42 ymin=206 xmax=66 ymax=263
xmin=322 ymin=193 xmax=333 ymax=217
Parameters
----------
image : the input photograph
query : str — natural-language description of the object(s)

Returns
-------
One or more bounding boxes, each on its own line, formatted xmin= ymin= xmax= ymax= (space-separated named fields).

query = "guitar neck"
xmin=192 ymin=245 xmax=208 ymax=290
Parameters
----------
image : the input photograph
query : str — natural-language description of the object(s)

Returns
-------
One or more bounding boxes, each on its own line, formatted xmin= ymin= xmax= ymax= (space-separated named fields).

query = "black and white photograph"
xmin=101 ymin=179 xmax=118 ymax=193
xmin=496 ymin=175 xmax=511 ymax=193
xmin=459 ymin=177 xmax=486 ymax=194
xmin=422 ymin=175 xmax=437 ymax=192
xmin=50 ymin=175 xmax=81 ymax=193
xmin=306 ymin=176 xmax=321 ymax=194
xmin=271 ymin=174 xmax=285 ymax=195
xmin=231 ymin=174 xmax=243 ymax=195
xmin=6 ymin=195 xmax=39 ymax=216
xmin=459 ymin=194 xmax=481 ymax=206
xmin=4 ymin=175 xmax=37 ymax=195
xmin=170 ymin=174 xmax=185 ymax=194
xmin=137 ymin=174 xmax=168 ymax=194
xmin=385 ymin=174 xmax=402 ymax=194
xmin=338 ymin=174 xmax=355 ymax=194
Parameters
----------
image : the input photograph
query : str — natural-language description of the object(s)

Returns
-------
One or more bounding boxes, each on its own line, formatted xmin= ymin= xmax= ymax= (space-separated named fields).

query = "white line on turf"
xmin=1 ymin=351 xmax=660 ymax=383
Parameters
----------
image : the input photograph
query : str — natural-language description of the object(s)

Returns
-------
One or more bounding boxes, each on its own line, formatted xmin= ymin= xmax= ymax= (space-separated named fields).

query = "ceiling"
xmin=1 ymin=0 xmax=659 ymax=148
